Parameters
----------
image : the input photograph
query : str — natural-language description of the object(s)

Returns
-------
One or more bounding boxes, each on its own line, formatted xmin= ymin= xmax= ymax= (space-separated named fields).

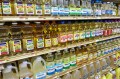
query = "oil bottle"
xmin=22 ymin=22 xmax=34 ymax=53
xmin=69 ymin=0 xmax=77 ymax=16
xmin=62 ymin=49 xmax=70 ymax=70
xmin=34 ymin=0 xmax=43 ymax=16
xmin=43 ymin=0 xmax=51 ymax=16
xmin=0 ymin=1 xmax=2 ymax=16
xmin=46 ymin=53 xmax=55 ymax=75
xmin=81 ymin=65 xmax=89 ymax=79
xmin=44 ymin=21 xmax=52 ymax=48
xmin=67 ymin=21 xmax=74 ymax=45
xmin=58 ymin=21 xmax=67 ymax=47
xmin=63 ymin=0 xmax=69 ymax=16
xmin=81 ymin=45 xmax=88 ymax=62
xmin=2 ymin=0 xmax=14 ymax=16
xmin=9 ymin=22 xmax=22 ymax=55
xmin=0 ymin=23 xmax=9 ymax=58
xmin=34 ymin=22 xmax=44 ymax=51
xmin=51 ymin=0 xmax=58 ymax=16
xmin=87 ymin=44 xmax=93 ymax=60
xmin=55 ymin=51 xmax=63 ymax=72
xmin=75 ymin=0 xmax=81 ymax=16
xmin=25 ymin=0 xmax=35 ymax=15
xmin=85 ymin=21 xmax=91 ymax=41
xmin=51 ymin=21 xmax=58 ymax=47
xmin=14 ymin=0 xmax=25 ymax=16
xmin=58 ymin=0 xmax=64 ymax=16
xmin=69 ymin=48 xmax=76 ymax=67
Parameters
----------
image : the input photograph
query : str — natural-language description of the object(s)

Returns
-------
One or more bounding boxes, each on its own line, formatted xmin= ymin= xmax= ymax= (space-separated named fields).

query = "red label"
xmin=59 ymin=35 xmax=67 ymax=43
xmin=103 ymin=30 xmax=108 ymax=36
xmin=67 ymin=34 xmax=74 ymax=41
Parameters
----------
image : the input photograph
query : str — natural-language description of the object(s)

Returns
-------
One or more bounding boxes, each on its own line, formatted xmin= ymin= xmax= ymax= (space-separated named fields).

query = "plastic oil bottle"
xmin=43 ymin=0 xmax=51 ymax=16
xmin=2 ymin=64 xmax=19 ymax=79
xmin=85 ymin=21 xmax=91 ymax=41
xmin=32 ymin=56 xmax=47 ymax=79
xmin=25 ymin=0 xmax=35 ymax=15
xmin=62 ymin=73 xmax=72 ymax=79
xmin=34 ymin=22 xmax=44 ymax=51
xmin=18 ymin=60 xmax=33 ymax=79
xmin=63 ymin=0 xmax=69 ymax=16
xmin=58 ymin=21 xmax=67 ymax=47
xmin=58 ymin=0 xmax=64 ymax=16
xmin=34 ymin=0 xmax=43 ymax=16
xmin=14 ymin=0 xmax=25 ymax=16
xmin=9 ymin=22 xmax=22 ymax=55
xmin=69 ymin=48 xmax=76 ymax=67
xmin=67 ymin=21 xmax=74 ymax=45
xmin=81 ymin=65 xmax=89 ymax=79
xmin=44 ymin=21 xmax=52 ymax=48
xmin=22 ymin=22 xmax=34 ymax=53
xmin=88 ymin=62 xmax=95 ymax=79
xmin=69 ymin=0 xmax=76 ymax=16
xmin=2 ymin=0 xmax=14 ymax=16
xmin=0 ymin=1 xmax=2 ymax=16
xmin=71 ymin=69 xmax=81 ymax=79
xmin=55 ymin=51 xmax=63 ymax=72
xmin=51 ymin=21 xmax=58 ymax=47
xmin=81 ymin=45 xmax=88 ymax=62
xmin=62 ymin=49 xmax=70 ymax=70
xmin=75 ymin=0 xmax=81 ymax=16
xmin=0 ymin=23 xmax=9 ymax=58
xmin=46 ymin=53 xmax=55 ymax=75
xmin=51 ymin=0 xmax=58 ymax=16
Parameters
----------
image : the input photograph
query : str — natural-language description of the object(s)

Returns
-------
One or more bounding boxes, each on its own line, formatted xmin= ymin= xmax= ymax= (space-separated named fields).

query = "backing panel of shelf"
xmin=0 ymin=16 xmax=120 ymax=22
xmin=0 ymin=35 xmax=119 ymax=65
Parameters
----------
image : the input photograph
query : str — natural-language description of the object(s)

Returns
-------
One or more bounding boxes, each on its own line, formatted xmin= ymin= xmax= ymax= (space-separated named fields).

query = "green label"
xmin=70 ymin=8 xmax=77 ymax=15
xmin=63 ymin=57 xmax=70 ymax=69
xmin=70 ymin=55 xmax=76 ymax=66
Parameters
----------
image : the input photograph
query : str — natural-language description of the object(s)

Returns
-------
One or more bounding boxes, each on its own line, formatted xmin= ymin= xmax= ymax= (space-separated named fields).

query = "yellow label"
xmin=0 ymin=42 xmax=9 ymax=55
xmin=12 ymin=40 xmax=22 ymax=53
xmin=15 ymin=3 xmax=25 ymax=14
xmin=52 ymin=38 xmax=58 ymax=46
xmin=45 ymin=39 xmax=51 ymax=47
xmin=2 ymin=2 xmax=12 ymax=14
xmin=74 ymin=32 xmax=80 ymax=40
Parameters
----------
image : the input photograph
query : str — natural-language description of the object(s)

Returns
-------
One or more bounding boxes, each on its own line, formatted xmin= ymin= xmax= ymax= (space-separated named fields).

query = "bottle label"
xmin=95 ymin=10 xmax=102 ymax=16
xmin=95 ymin=29 xmax=100 ymax=36
xmin=55 ymin=59 xmax=63 ymax=72
xmin=85 ymin=31 xmax=91 ymax=38
xmin=63 ymin=57 xmax=70 ymax=68
xmin=44 ymin=4 xmax=51 ymax=15
xmin=74 ymin=32 xmax=80 ymax=40
xmin=52 ymin=38 xmax=58 ymax=46
xmin=64 ymin=8 xmax=69 ymax=16
xmin=67 ymin=33 xmax=74 ymax=41
xmin=35 ymin=4 xmax=43 ymax=15
xmin=59 ymin=35 xmax=67 ymax=43
xmin=37 ymin=38 xmax=44 ymax=48
xmin=35 ymin=72 xmax=46 ymax=79
xmin=77 ymin=54 xmax=83 ymax=62
xmin=70 ymin=8 xmax=77 ymax=15
xmin=45 ymin=39 xmax=51 ymax=47
xmin=51 ymin=7 xmax=59 ymax=15
xmin=26 ymin=39 xmax=34 ymax=51
xmin=103 ymin=30 xmax=108 ymax=36
xmin=79 ymin=32 xmax=85 ymax=39
xmin=16 ymin=2 xmax=25 ymax=14
xmin=47 ymin=62 xmax=55 ymax=75
xmin=76 ymin=8 xmax=81 ymax=15
xmin=0 ymin=42 xmax=9 ymax=56
xmin=0 ymin=3 xmax=2 ymax=14
xmin=81 ymin=8 xmax=88 ymax=15
xmin=58 ymin=7 xmax=64 ymax=15
xmin=12 ymin=40 xmax=22 ymax=53
xmin=2 ymin=2 xmax=12 ymax=14
xmin=20 ymin=76 xmax=33 ymax=79
xmin=70 ymin=55 xmax=76 ymax=66
xmin=91 ymin=30 xmax=96 ymax=37
xmin=26 ymin=3 xmax=34 ymax=14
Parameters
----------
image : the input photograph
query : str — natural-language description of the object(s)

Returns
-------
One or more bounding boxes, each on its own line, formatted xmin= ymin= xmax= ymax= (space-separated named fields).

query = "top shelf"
xmin=0 ymin=16 xmax=120 ymax=22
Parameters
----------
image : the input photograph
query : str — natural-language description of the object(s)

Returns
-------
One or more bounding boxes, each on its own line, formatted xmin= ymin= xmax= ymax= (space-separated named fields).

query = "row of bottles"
xmin=0 ymin=20 xmax=120 ymax=58
xmin=0 ymin=0 xmax=120 ymax=16
xmin=0 ymin=38 xmax=120 ymax=79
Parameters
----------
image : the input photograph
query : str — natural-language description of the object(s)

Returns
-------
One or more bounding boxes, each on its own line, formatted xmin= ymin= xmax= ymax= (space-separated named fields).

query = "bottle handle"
xmin=12 ymin=67 xmax=19 ymax=77
xmin=41 ymin=58 xmax=46 ymax=67
xmin=27 ymin=62 xmax=32 ymax=69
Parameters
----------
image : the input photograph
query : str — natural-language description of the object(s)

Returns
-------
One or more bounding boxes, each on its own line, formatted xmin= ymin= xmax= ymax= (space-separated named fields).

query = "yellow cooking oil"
xmin=73 ymin=21 xmax=80 ymax=43
xmin=34 ymin=22 xmax=44 ymax=51
xmin=9 ymin=22 xmax=22 ymax=55
xmin=43 ymin=0 xmax=51 ymax=16
xmin=2 ymin=0 xmax=14 ymax=16
xmin=67 ymin=21 xmax=74 ymax=45
xmin=34 ymin=0 xmax=43 ymax=16
xmin=85 ymin=21 xmax=91 ymax=41
xmin=0 ymin=23 xmax=9 ymax=58
xmin=81 ymin=45 xmax=88 ymax=62
xmin=51 ymin=21 xmax=58 ymax=47
xmin=0 ymin=1 xmax=2 ymax=16
xmin=44 ymin=21 xmax=52 ymax=48
xmin=87 ymin=44 xmax=93 ymax=60
xmin=58 ymin=21 xmax=67 ymax=47
xmin=22 ymin=22 xmax=34 ymax=53
xmin=14 ymin=0 xmax=25 ymax=16
xmin=79 ymin=21 xmax=86 ymax=42
xmin=25 ymin=0 xmax=35 ymax=16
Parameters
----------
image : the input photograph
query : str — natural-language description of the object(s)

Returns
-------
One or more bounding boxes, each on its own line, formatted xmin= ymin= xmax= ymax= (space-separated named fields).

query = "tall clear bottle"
xmin=63 ymin=0 xmax=69 ymax=16
xmin=43 ymin=0 xmax=51 ymax=16
xmin=58 ymin=0 xmax=64 ymax=16
xmin=51 ymin=0 xmax=58 ymax=16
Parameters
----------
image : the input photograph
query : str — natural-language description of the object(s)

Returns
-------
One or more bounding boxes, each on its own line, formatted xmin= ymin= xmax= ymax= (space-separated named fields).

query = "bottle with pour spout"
xmin=32 ymin=56 xmax=47 ymax=79
xmin=2 ymin=64 xmax=19 ymax=79
xmin=46 ymin=53 xmax=55 ymax=75
xmin=22 ymin=22 xmax=34 ymax=53
xmin=9 ymin=22 xmax=22 ymax=55
xmin=55 ymin=51 xmax=63 ymax=72
xmin=18 ymin=60 xmax=33 ymax=79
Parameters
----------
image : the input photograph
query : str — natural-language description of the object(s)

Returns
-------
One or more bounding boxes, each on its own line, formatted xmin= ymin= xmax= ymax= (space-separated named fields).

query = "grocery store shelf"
xmin=0 ymin=16 xmax=120 ymax=22
xmin=47 ymin=52 xmax=117 ymax=79
xmin=0 ymin=35 xmax=119 ymax=64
